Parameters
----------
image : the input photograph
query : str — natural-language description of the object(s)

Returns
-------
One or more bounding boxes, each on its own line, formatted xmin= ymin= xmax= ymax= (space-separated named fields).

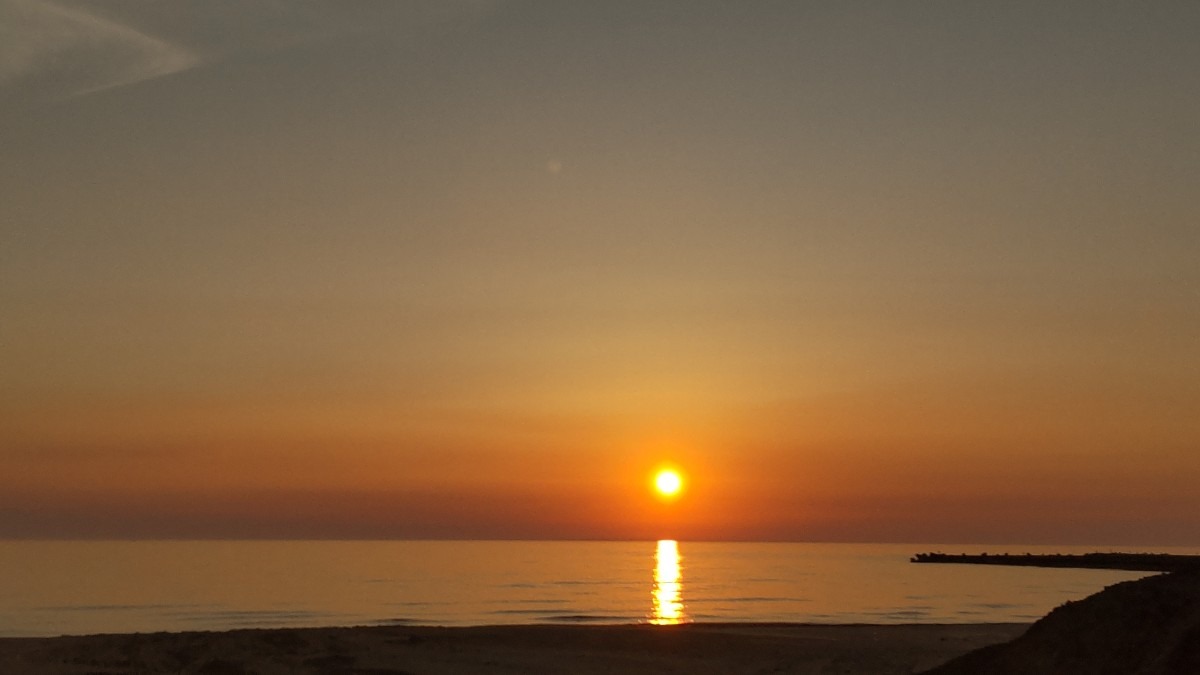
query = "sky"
xmin=2 ymin=0 xmax=1198 ymax=545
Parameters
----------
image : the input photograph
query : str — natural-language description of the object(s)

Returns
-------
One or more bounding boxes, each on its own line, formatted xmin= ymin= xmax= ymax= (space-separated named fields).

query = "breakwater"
xmin=911 ymin=552 xmax=1200 ymax=573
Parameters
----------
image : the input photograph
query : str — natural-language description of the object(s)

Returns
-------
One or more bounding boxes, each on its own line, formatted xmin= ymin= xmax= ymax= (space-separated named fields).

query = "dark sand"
xmin=0 ymin=622 xmax=1028 ymax=674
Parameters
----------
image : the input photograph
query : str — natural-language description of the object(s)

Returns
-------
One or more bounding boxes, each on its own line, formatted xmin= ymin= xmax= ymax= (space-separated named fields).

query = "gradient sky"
xmin=2 ymin=0 xmax=1198 ymax=544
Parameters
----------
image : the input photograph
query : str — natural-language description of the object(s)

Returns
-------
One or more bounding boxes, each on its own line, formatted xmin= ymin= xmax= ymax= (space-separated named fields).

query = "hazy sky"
xmin=2 ymin=0 xmax=1198 ymax=544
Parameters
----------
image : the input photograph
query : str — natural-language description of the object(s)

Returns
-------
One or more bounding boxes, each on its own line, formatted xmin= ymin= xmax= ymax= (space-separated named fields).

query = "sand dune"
xmin=923 ymin=570 xmax=1200 ymax=675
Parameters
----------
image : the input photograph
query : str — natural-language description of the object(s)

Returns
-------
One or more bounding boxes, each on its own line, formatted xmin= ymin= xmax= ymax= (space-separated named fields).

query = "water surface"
xmin=0 ymin=540 xmax=1188 ymax=637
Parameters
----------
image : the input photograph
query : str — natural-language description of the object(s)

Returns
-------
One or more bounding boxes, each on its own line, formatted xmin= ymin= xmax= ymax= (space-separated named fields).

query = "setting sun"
xmin=654 ymin=469 xmax=684 ymax=499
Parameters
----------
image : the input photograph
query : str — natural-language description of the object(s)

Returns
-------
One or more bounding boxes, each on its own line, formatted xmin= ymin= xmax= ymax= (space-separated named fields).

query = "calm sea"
xmin=1 ymin=540 xmax=1191 ymax=637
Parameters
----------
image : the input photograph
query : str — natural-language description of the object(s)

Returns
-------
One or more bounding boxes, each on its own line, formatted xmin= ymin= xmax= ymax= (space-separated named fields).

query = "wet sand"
xmin=0 ymin=622 xmax=1028 ymax=674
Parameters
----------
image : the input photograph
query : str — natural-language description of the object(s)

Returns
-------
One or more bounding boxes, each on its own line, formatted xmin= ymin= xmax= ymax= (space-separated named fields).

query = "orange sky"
xmin=2 ymin=1 xmax=1198 ymax=544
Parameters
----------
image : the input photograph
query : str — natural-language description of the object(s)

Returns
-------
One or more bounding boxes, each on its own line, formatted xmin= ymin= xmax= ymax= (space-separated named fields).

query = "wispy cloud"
xmin=0 ymin=0 xmax=197 ymax=100
xmin=0 ymin=0 xmax=501 ymax=103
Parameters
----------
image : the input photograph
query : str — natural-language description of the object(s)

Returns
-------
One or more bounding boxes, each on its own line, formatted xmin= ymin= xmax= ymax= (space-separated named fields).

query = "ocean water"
xmin=0 ymin=540 xmax=1189 ymax=637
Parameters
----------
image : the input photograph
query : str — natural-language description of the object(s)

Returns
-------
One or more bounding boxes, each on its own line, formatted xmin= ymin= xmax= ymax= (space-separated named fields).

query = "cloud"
xmin=0 ymin=0 xmax=501 ymax=102
xmin=0 ymin=0 xmax=197 ymax=99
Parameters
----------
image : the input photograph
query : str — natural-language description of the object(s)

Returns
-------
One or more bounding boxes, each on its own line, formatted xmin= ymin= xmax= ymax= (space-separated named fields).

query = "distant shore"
xmin=0 ymin=622 xmax=1028 ymax=675
xmin=911 ymin=551 xmax=1200 ymax=572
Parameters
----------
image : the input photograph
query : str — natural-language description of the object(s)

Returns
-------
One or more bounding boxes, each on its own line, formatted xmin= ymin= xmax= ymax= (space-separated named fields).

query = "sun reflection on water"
xmin=651 ymin=539 xmax=686 ymax=624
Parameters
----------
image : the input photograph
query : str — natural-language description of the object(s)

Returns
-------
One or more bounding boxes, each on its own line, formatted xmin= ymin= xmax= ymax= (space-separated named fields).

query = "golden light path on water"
xmin=652 ymin=539 xmax=686 ymax=624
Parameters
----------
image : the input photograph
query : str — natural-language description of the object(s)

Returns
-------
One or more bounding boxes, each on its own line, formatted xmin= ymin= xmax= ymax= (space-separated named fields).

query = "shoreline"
xmin=0 ymin=621 xmax=1030 ymax=674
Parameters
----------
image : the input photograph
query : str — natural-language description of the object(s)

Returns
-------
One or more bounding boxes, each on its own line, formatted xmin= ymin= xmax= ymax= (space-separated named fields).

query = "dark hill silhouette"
xmin=922 ymin=570 xmax=1200 ymax=675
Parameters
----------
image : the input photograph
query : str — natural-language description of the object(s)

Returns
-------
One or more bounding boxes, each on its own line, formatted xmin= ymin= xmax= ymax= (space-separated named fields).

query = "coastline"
xmin=0 ymin=621 xmax=1029 ymax=674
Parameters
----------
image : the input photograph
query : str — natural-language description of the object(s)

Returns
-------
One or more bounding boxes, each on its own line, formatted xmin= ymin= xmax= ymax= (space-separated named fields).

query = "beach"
xmin=0 ymin=622 xmax=1027 ymax=674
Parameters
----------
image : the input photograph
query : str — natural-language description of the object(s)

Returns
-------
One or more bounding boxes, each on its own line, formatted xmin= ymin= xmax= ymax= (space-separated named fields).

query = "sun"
xmin=653 ymin=469 xmax=684 ymax=499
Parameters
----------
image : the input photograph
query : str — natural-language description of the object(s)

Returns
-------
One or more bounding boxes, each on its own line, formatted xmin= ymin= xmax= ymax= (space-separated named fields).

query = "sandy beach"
xmin=0 ymin=622 xmax=1027 ymax=674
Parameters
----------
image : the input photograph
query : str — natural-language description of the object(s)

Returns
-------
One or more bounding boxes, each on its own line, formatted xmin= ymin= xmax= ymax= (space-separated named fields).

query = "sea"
xmin=1 ymin=540 xmax=1193 ymax=638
